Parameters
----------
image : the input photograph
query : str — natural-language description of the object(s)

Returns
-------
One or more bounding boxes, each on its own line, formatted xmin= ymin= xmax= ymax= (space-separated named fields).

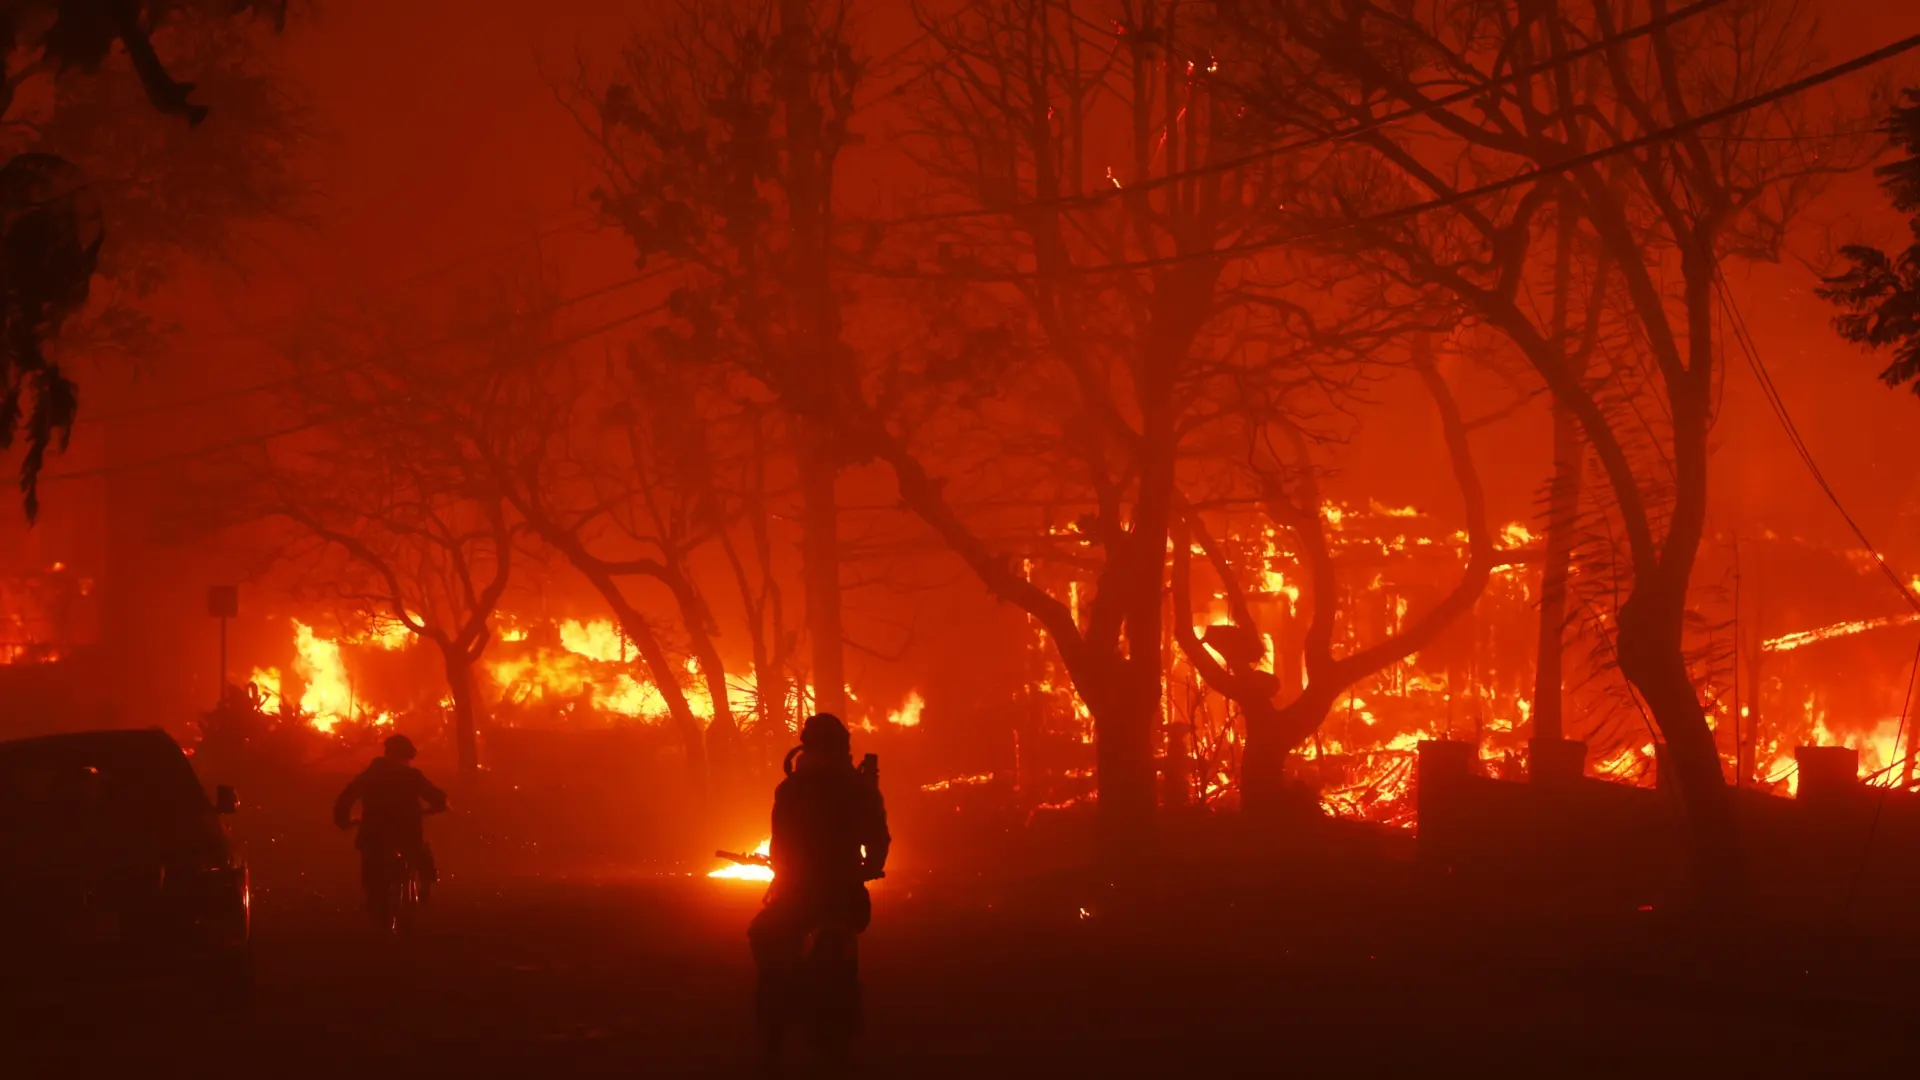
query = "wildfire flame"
xmin=1765 ymin=717 xmax=1911 ymax=796
xmin=295 ymin=621 xmax=361 ymax=733
xmin=888 ymin=691 xmax=925 ymax=728
xmin=249 ymin=666 xmax=283 ymax=712
xmin=708 ymin=838 xmax=773 ymax=881
xmin=559 ymin=618 xmax=625 ymax=662
xmin=485 ymin=618 xmax=729 ymax=725
xmin=1761 ymin=613 xmax=1920 ymax=653
xmin=365 ymin=617 xmax=413 ymax=650
xmin=920 ymin=772 xmax=993 ymax=792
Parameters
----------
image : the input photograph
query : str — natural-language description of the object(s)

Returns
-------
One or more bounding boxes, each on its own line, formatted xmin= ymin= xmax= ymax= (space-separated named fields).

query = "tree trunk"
xmin=1240 ymin=705 xmax=1286 ymax=811
xmin=1534 ymin=196 xmax=1585 ymax=744
xmin=1617 ymin=579 xmax=1738 ymax=901
xmin=723 ymin=408 xmax=795 ymax=770
xmin=1079 ymin=654 xmax=1159 ymax=860
xmin=691 ymin=638 xmax=738 ymax=774
xmin=774 ymin=0 xmax=848 ymax=724
xmin=620 ymin=615 xmax=708 ymax=786
xmin=799 ymin=423 xmax=847 ymax=718
xmin=1532 ymin=401 xmax=1584 ymax=742
xmin=659 ymin=560 xmax=740 ymax=775
xmin=441 ymin=647 xmax=480 ymax=778
xmin=580 ymin=569 xmax=709 ymax=788
xmin=1246 ymin=682 xmax=1348 ymax=808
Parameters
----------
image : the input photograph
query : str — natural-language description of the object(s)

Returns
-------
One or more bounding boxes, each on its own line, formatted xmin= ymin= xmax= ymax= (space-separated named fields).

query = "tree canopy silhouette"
xmin=0 ymin=0 xmax=287 ymax=519
xmin=1820 ymin=90 xmax=1920 ymax=393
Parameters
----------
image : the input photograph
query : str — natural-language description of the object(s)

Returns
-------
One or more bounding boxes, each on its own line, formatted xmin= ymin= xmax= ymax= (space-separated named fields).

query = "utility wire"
xmin=851 ymin=28 xmax=1920 ymax=280
xmin=1716 ymin=272 xmax=1920 ymax=612
xmin=1717 ymin=267 xmax=1920 ymax=912
xmin=871 ymin=0 xmax=1737 ymax=228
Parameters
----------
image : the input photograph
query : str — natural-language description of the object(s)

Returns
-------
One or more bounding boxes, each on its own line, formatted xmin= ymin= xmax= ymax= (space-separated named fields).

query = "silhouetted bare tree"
xmin=212 ymin=304 xmax=517 ymax=777
xmin=571 ymin=0 xmax=865 ymax=719
xmin=1171 ymin=341 xmax=1494 ymax=811
xmin=1239 ymin=0 xmax=1868 ymax=894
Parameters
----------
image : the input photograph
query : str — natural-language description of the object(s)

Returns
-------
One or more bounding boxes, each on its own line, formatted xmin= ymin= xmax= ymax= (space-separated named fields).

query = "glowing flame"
xmin=1805 ymin=717 xmax=1907 ymax=790
xmin=1596 ymin=745 xmax=1638 ymax=777
xmin=920 ymin=772 xmax=993 ymax=792
xmin=1260 ymin=528 xmax=1300 ymax=606
xmin=709 ymin=838 xmax=773 ymax=881
xmin=359 ymin=617 xmax=413 ymax=650
xmin=484 ymin=618 xmax=728 ymax=726
xmin=888 ymin=691 xmax=925 ymax=728
xmin=294 ymin=620 xmax=355 ymax=733
xmin=249 ymin=667 xmax=283 ymax=711
xmin=1500 ymin=522 xmax=1537 ymax=547
xmin=560 ymin=619 xmax=625 ymax=662
xmin=1762 ymin=613 xmax=1920 ymax=653
xmin=600 ymin=672 xmax=672 ymax=720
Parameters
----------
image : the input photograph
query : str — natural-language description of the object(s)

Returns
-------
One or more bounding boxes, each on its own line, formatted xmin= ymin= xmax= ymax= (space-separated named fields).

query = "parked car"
xmin=0 ymin=728 xmax=249 ymax=1003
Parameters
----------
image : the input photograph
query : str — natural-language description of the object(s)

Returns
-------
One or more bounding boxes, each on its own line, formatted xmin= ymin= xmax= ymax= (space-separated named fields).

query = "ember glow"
xmin=1762 ymin=613 xmax=1920 ymax=653
xmin=920 ymin=772 xmax=994 ymax=792
xmin=708 ymin=838 xmax=773 ymax=882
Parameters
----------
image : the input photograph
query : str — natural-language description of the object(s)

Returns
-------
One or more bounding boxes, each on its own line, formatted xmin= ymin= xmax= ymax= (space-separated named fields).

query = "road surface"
xmin=4 ymin=863 xmax=1914 ymax=1077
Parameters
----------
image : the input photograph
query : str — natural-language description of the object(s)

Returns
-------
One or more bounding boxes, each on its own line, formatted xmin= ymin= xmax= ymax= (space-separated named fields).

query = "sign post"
xmin=207 ymin=585 xmax=238 ymax=706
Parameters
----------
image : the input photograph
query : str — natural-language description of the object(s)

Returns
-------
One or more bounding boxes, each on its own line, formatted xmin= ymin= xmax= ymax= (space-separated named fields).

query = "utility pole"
xmin=207 ymin=585 xmax=238 ymax=706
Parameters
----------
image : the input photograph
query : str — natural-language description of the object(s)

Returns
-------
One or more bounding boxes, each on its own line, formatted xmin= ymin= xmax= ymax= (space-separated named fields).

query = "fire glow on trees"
xmin=231 ymin=498 xmax=1920 ymax=830
xmin=1014 ymin=499 xmax=1920 ymax=825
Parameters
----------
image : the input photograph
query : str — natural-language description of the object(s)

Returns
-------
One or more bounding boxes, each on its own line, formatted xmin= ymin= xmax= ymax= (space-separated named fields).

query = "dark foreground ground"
xmin=6 ymin=845 xmax=1920 ymax=1079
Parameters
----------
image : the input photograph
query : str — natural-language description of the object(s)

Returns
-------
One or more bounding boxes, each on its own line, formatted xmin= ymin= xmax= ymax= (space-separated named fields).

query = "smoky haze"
xmin=7 ymin=1 xmax=1920 ymax=1076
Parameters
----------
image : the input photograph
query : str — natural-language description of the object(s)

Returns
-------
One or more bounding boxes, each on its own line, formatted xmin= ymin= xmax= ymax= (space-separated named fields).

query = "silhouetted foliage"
xmin=1819 ymin=90 xmax=1920 ymax=393
xmin=0 ymin=0 xmax=288 ymax=518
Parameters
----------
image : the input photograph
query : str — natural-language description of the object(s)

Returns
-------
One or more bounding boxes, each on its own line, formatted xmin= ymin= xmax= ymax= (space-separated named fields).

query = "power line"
xmin=870 ymin=0 xmax=1735 ymax=229
xmin=1717 ymin=265 xmax=1920 ymax=909
xmin=41 ymin=301 xmax=668 ymax=483
xmin=1716 ymin=273 xmax=1920 ymax=612
xmin=850 ymin=28 xmax=1920 ymax=281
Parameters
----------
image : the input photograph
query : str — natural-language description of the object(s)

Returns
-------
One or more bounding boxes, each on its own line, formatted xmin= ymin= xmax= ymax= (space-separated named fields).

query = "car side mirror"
xmin=215 ymin=784 xmax=239 ymax=815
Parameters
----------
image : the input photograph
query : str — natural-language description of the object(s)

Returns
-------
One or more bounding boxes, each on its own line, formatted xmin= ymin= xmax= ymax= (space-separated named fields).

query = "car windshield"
xmin=0 ymin=733 xmax=208 ymax=865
